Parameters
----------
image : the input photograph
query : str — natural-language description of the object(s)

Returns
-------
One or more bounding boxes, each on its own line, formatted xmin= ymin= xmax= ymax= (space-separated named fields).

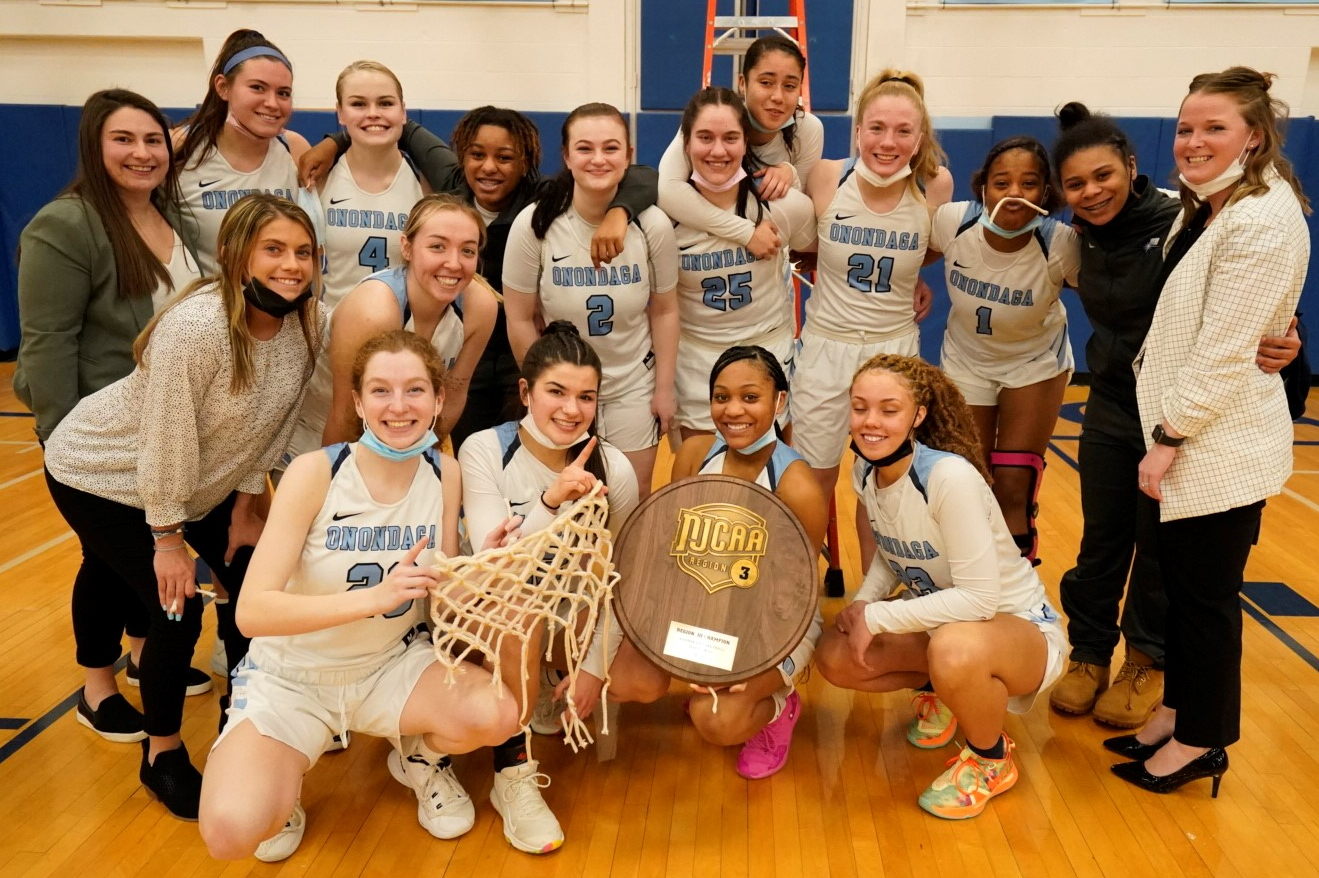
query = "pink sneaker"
xmin=736 ymin=691 xmax=801 ymax=779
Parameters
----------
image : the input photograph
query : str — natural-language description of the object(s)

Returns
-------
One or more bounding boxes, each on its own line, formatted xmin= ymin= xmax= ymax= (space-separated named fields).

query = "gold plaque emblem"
xmin=670 ymin=503 xmax=769 ymax=594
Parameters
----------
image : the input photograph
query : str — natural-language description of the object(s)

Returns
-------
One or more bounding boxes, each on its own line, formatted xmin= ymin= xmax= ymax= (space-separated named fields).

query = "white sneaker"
xmin=210 ymin=638 xmax=228 ymax=678
xmin=490 ymin=760 xmax=564 ymax=854
xmin=387 ymin=748 xmax=475 ymax=839
xmin=529 ymin=670 xmax=565 ymax=736
xmin=254 ymin=800 xmax=305 ymax=863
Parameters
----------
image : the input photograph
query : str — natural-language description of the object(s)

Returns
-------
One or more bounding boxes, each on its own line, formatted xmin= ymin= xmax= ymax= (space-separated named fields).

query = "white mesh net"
xmin=429 ymin=484 xmax=617 ymax=752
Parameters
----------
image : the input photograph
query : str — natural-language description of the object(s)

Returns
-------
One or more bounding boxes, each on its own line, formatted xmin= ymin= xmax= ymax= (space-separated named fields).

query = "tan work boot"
xmin=1048 ymin=661 xmax=1110 ymax=714
xmin=1093 ymin=649 xmax=1163 ymax=728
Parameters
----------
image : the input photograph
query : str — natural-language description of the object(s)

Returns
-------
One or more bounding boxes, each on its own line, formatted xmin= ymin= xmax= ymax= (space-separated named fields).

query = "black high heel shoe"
xmin=1110 ymin=747 xmax=1228 ymax=798
xmin=1103 ymin=733 xmax=1170 ymax=762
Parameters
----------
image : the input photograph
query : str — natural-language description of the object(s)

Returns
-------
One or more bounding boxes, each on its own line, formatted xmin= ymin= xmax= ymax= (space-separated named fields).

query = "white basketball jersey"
xmin=248 ymin=444 xmax=443 ymax=672
xmin=318 ymin=157 xmax=422 ymax=310
xmin=807 ymin=166 xmax=929 ymax=338
xmin=285 ymin=266 xmax=465 ymax=462
xmin=503 ymin=205 xmax=678 ymax=402
xmin=932 ymin=202 xmax=1079 ymax=370
xmin=675 ymin=190 xmax=814 ymax=347
xmin=179 ymin=139 xmax=299 ymax=274
xmin=852 ymin=443 xmax=1052 ymax=633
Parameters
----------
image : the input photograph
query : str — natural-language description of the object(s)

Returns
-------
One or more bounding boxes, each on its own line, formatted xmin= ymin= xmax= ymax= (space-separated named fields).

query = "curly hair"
xmin=450 ymin=105 xmax=543 ymax=200
xmin=852 ymin=354 xmax=990 ymax=484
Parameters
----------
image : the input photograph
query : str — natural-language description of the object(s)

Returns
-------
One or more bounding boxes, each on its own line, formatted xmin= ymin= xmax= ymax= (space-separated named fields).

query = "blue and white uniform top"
xmin=656 ymin=113 xmax=826 ymax=245
xmin=246 ymin=442 xmax=441 ymax=673
xmin=698 ymin=434 xmax=805 ymax=491
xmin=807 ymin=162 xmax=930 ymax=342
xmin=178 ymin=139 xmax=299 ymax=275
xmin=852 ymin=441 xmax=1057 ymax=635
xmin=284 ymin=265 xmax=464 ymax=463
xmin=502 ymin=204 xmax=678 ymax=403
xmin=458 ymin=421 xmax=640 ymax=679
xmin=317 ymin=156 xmax=423 ymax=311
xmin=698 ymin=434 xmax=819 ymax=688
xmin=930 ymin=201 xmax=1079 ymax=372
xmin=675 ymin=189 xmax=815 ymax=348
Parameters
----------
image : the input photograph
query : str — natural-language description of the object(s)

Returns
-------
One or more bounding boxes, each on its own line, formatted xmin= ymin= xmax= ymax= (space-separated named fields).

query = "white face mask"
xmin=853 ymin=134 xmax=920 ymax=189
xmin=1179 ymin=140 xmax=1256 ymax=200
xmin=690 ymin=165 xmax=749 ymax=193
xmin=519 ymin=412 xmax=588 ymax=451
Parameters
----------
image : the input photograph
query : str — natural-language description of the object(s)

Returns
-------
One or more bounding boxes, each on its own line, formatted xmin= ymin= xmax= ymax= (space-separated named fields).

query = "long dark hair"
xmin=709 ymin=344 xmax=788 ymax=441
xmin=741 ymin=36 xmax=805 ymax=156
xmin=520 ymin=321 xmax=608 ymax=484
xmin=62 ymin=89 xmax=181 ymax=299
xmin=680 ymin=87 xmax=764 ymax=222
xmin=178 ymin=29 xmax=293 ymax=169
xmin=530 ymin=103 xmax=628 ymax=240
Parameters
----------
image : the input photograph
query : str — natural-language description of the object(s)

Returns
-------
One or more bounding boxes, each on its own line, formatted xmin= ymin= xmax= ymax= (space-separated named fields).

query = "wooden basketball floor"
xmin=2 ymin=362 xmax=1318 ymax=878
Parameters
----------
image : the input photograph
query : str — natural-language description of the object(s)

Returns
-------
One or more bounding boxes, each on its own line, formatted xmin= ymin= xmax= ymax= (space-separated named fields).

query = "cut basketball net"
xmin=428 ymin=483 xmax=618 ymax=752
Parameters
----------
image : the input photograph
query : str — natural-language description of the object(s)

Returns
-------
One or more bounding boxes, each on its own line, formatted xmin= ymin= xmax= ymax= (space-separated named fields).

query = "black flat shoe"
xmin=1110 ymin=747 xmax=1228 ymax=798
xmin=1102 ymin=733 xmax=1170 ymax=762
xmin=139 ymin=740 xmax=202 ymax=821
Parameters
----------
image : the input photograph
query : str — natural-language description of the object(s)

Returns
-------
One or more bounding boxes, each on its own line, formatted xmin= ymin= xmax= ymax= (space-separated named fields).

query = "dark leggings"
xmin=71 ymin=547 xmax=150 ymax=668
xmin=1058 ymin=389 xmax=1167 ymax=666
xmin=46 ymin=471 xmax=253 ymax=737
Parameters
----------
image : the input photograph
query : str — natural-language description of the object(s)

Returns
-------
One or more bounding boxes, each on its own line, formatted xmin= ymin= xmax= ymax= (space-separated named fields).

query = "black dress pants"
xmin=1158 ymin=499 xmax=1264 ymax=748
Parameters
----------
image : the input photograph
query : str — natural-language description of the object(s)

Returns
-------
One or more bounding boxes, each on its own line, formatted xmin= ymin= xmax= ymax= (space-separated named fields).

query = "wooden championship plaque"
xmin=612 ymin=475 xmax=817 ymax=685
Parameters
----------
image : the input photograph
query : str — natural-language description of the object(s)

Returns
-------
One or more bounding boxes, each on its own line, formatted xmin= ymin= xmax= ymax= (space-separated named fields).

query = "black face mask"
xmin=852 ymin=411 xmax=923 ymax=468
xmin=242 ymin=277 xmax=312 ymax=318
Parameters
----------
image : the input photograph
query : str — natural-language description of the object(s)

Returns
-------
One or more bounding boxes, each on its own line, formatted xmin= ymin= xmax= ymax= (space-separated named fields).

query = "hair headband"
xmin=223 ymin=46 xmax=292 ymax=76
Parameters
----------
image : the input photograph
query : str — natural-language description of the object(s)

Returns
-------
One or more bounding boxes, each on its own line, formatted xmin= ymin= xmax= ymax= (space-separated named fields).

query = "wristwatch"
xmin=1151 ymin=424 xmax=1185 ymax=448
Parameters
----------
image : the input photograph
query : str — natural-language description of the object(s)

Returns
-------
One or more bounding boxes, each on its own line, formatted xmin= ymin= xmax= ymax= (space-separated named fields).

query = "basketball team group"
xmin=12 ymin=25 xmax=1310 ymax=861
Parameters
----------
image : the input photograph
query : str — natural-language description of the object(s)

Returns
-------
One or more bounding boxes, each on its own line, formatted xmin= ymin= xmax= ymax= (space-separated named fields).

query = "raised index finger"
xmin=402 ymin=535 xmax=430 ymax=567
xmin=571 ymin=435 xmax=599 ymax=468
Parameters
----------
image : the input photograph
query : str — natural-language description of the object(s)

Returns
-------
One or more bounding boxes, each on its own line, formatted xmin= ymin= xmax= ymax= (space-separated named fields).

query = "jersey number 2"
xmin=586 ymin=294 xmax=615 ymax=336
xmin=846 ymin=254 xmax=895 ymax=294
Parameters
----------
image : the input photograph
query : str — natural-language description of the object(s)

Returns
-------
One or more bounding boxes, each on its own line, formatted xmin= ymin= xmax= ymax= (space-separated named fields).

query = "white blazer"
xmin=1135 ymin=168 xmax=1309 ymax=521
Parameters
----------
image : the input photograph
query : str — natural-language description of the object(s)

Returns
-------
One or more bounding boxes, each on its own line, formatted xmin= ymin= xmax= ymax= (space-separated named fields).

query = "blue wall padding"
xmin=4 ymin=103 xmax=1317 ymax=376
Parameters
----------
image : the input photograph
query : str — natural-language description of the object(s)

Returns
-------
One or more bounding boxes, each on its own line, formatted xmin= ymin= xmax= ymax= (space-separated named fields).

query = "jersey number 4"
xmin=358 ymin=236 xmax=389 ymax=272
xmin=346 ymin=561 xmax=412 ymax=619
xmin=701 ymin=271 xmax=752 ymax=311
xmin=846 ymin=254 xmax=895 ymax=294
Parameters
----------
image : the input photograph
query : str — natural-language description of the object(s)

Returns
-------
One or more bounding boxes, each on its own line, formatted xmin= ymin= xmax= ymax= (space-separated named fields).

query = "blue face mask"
xmin=358 ymin=422 xmax=438 ymax=462
xmin=977 ymin=193 xmax=1048 ymax=240
xmin=747 ymin=112 xmax=797 ymax=135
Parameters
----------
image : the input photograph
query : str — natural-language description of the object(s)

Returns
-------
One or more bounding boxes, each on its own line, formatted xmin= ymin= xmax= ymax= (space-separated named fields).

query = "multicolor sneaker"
xmin=254 ymin=800 xmax=305 ymax=863
xmin=387 ymin=746 xmax=475 ymax=839
xmin=736 ymin=690 xmax=801 ymax=779
xmin=906 ymin=690 xmax=957 ymax=749
xmin=918 ymin=736 xmax=1019 ymax=820
xmin=490 ymin=760 xmax=564 ymax=854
